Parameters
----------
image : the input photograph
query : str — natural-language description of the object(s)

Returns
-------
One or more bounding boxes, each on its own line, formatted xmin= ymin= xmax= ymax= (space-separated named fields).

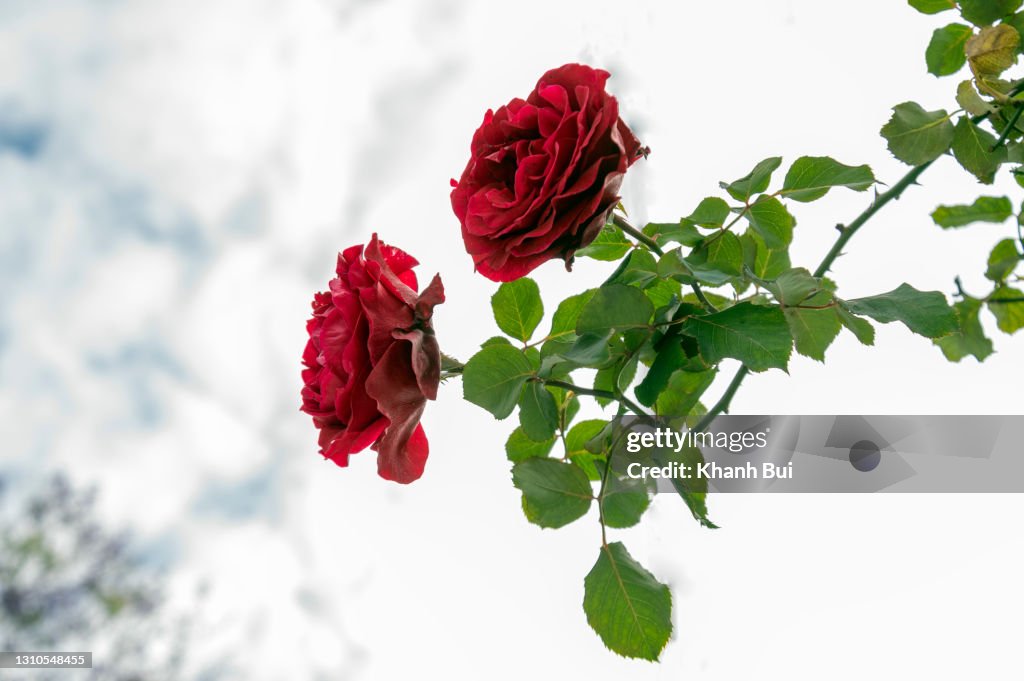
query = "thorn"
xmin=835 ymin=223 xmax=846 ymax=233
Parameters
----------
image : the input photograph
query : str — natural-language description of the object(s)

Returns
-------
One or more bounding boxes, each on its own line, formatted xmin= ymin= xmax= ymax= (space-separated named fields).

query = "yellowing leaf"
xmin=967 ymin=24 xmax=1020 ymax=76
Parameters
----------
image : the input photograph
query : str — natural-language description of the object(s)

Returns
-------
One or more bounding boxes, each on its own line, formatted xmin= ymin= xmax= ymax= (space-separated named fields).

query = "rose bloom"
xmin=451 ymin=63 xmax=645 ymax=282
xmin=301 ymin=234 xmax=444 ymax=483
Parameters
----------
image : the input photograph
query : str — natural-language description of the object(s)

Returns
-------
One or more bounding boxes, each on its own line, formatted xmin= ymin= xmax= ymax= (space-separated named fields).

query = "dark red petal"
xmin=365 ymin=340 xmax=430 ymax=484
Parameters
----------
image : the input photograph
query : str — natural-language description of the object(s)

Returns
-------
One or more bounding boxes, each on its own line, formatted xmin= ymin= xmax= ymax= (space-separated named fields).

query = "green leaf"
xmin=951 ymin=116 xmax=1007 ymax=183
xmin=881 ymin=102 xmax=954 ymax=165
xmin=549 ymin=290 xmax=597 ymax=339
xmin=721 ymin=157 xmax=782 ymax=201
xmin=682 ymin=197 xmax=731 ymax=228
xmin=505 ymin=427 xmax=556 ymax=462
xmin=634 ymin=339 xmax=687 ymax=406
xmin=462 ymin=344 xmax=535 ymax=419
xmin=960 ymin=0 xmax=1022 ymax=26
xmin=988 ymin=286 xmax=1024 ymax=332
xmin=492 ymin=278 xmax=543 ymax=342
xmin=926 ymin=24 xmax=973 ymax=76
xmin=577 ymin=223 xmax=632 ymax=261
xmin=643 ymin=221 xmax=703 ymax=247
xmin=765 ymin=267 xmax=823 ymax=306
xmin=956 ymin=80 xmax=997 ymax=115
xmin=566 ymin=419 xmax=609 ymax=455
xmin=845 ymin=283 xmax=958 ymax=338
xmin=518 ymin=382 xmax=559 ymax=442
xmin=784 ymin=307 xmax=842 ymax=362
xmin=576 ymin=285 xmax=654 ymax=335
xmin=836 ymin=305 xmax=876 ymax=345
xmin=563 ymin=332 xmax=614 ymax=366
xmin=645 ymin=278 xmax=683 ymax=309
xmin=683 ymin=232 xmax=744 ymax=285
xmin=909 ymin=0 xmax=955 ymax=14
xmin=780 ymin=156 xmax=876 ymax=202
xmin=606 ymin=249 xmax=658 ymax=287
xmin=936 ymin=298 xmax=994 ymax=361
xmin=654 ymin=370 xmax=716 ymax=417
xmin=512 ymin=458 xmax=593 ymax=529
xmin=741 ymin=230 xmax=792 ymax=280
xmin=583 ymin=542 xmax=672 ymax=661
xmin=601 ymin=474 xmax=652 ymax=529
xmin=931 ymin=195 xmax=1012 ymax=227
xmin=566 ymin=419 xmax=608 ymax=480
xmin=985 ymin=238 xmax=1022 ymax=280
xmin=745 ymin=196 xmax=795 ymax=248
xmin=680 ymin=302 xmax=793 ymax=372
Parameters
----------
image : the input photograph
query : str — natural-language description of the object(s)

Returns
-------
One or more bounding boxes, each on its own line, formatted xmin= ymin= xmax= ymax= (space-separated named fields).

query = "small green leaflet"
xmin=492 ymin=277 xmax=543 ymax=341
xmin=721 ymin=157 xmax=782 ymax=201
xmin=956 ymin=80 xmax=996 ymax=115
xmin=836 ymin=305 xmax=876 ymax=345
xmin=576 ymin=285 xmax=654 ymax=335
xmin=512 ymin=458 xmax=593 ymax=529
xmin=959 ymin=0 xmax=1022 ymax=27
xmin=583 ymin=542 xmax=672 ymax=661
xmin=880 ymin=102 xmax=954 ymax=165
xmin=765 ymin=267 xmax=822 ymax=306
xmin=951 ymin=117 xmax=1007 ymax=184
xmin=784 ymin=307 xmax=842 ymax=362
xmin=935 ymin=298 xmax=994 ymax=361
xmin=681 ymin=197 xmax=731 ymax=228
xmin=566 ymin=419 xmax=609 ymax=480
xmin=655 ymin=370 xmax=716 ymax=417
xmin=577 ymin=223 xmax=632 ymax=261
xmin=518 ymin=382 xmax=559 ymax=441
xmin=845 ymin=283 xmax=958 ymax=338
xmin=462 ymin=344 xmax=536 ymax=419
xmin=988 ymin=286 xmax=1024 ymax=333
xmin=634 ymin=339 xmax=688 ymax=406
xmin=908 ymin=0 xmax=955 ymax=14
xmin=745 ymin=196 xmax=795 ymax=248
xmin=926 ymin=24 xmax=973 ymax=76
xmin=931 ymin=196 xmax=1012 ymax=227
xmin=684 ymin=232 xmax=745 ymax=284
xmin=549 ymin=289 xmax=597 ymax=338
xmin=741 ymin=230 xmax=792 ymax=280
xmin=505 ymin=427 xmax=556 ymax=462
xmin=601 ymin=472 xmax=652 ymax=529
xmin=985 ymin=238 xmax=1021 ymax=280
xmin=680 ymin=302 xmax=793 ymax=372
xmin=779 ymin=156 xmax=876 ymax=202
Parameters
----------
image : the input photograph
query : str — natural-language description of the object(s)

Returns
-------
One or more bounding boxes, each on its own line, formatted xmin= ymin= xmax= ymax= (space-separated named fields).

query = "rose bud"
xmin=451 ymin=63 xmax=645 ymax=282
xmin=301 ymin=234 xmax=444 ymax=484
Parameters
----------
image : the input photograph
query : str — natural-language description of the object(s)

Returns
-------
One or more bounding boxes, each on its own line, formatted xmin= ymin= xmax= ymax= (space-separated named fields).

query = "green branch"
xmin=540 ymin=378 xmax=648 ymax=418
xmin=611 ymin=213 xmax=662 ymax=255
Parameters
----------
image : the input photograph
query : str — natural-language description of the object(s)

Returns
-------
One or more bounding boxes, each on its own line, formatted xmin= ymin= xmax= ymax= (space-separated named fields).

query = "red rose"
xmin=301 ymin=234 xmax=445 ymax=484
xmin=451 ymin=63 xmax=645 ymax=282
